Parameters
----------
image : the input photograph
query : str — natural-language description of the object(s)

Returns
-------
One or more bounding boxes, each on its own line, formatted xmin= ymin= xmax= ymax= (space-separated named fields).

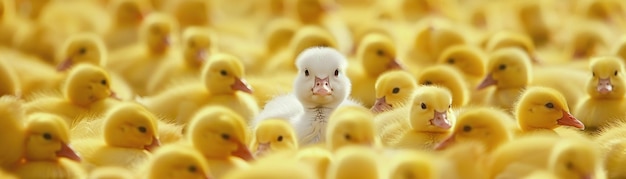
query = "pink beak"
xmin=254 ymin=142 xmax=271 ymax=157
xmin=109 ymin=91 xmax=122 ymax=101
xmin=144 ymin=136 xmax=161 ymax=152
xmin=476 ymin=73 xmax=497 ymax=90
xmin=597 ymin=78 xmax=612 ymax=94
xmin=232 ymin=139 xmax=254 ymax=161
xmin=557 ymin=110 xmax=585 ymax=130
xmin=56 ymin=58 xmax=73 ymax=71
xmin=430 ymin=111 xmax=451 ymax=129
xmin=371 ymin=96 xmax=393 ymax=114
xmin=231 ymin=78 xmax=253 ymax=94
xmin=56 ymin=143 xmax=81 ymax=162
xmin=387 ymin=59 xmax=404 ymax=70
xmin=196 ymin=50 xmax=207 ymax=64
xmin=312 ymin=77 xmax=332 ymax=96
xmin=434 ymin=134 xmax=455 ymax=151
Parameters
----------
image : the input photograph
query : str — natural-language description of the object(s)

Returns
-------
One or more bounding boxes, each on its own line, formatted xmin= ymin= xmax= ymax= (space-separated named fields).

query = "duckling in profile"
xmin=250 ymin=119 xmax=298 ymax=157
xmin=326 ymin=105 xmax=378 ymax=151
xmin=143 ymin=143 xmax=212 ymax=179
xmin=371 ymin=70 xmax=417 ymax=114
xmin=515 ymin=86 xmax=585 ymax=135
xmin=435 ymin=107 xmax=514 ymax=152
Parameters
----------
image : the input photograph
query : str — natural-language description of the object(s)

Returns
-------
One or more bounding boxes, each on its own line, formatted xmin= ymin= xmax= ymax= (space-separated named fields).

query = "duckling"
xmin=386 ymin=150 xmax=440 ymax=179
xmin=0 ymin=59 xmax=20 ymax=97
xmin=103 ymin=0 xmax=148 ymax=51
xmin=186 ymin=106 xmax=252 ymax=178
xmin=73 ymin=102 xmax=160 ymax=171
xmin=371 ymin=70 xmax=418 ymax=114
xmin=222 ymin=156 xmax=317 ymax=179
xmin=438 ymin=141 xmax=489 ymax=179
xmin=515 ymin=86 xmax=586 ymax=135
xmin=108 ymin=12 xmax=178 ymax=96
xmin=416 ymin=65 xmax=469 ymax=108
xmin=294 ymin=147 xmax=333 ymax=179
xmin=14 ymin=113 xmax=86 ymax=179
xmin=579 ymin=0 xmax=626 ymax=30
xmin=382 ymin=86 xmax=455 ymax=150
xmin=487 ymin=135 xmax=601 ymax=179
xmin=25 ymin=64 xmax=117 ymax=126
xmin=575 ymin=56 xmax=626 ymax=131
xmin=561 ymin=20 xmax=611 ymax=60
xmin=515 ymin=1 xmax=551 ymax=46
xmin=435 ymin=107 xmax=514 ymax=152
xmin=326 ymin=106 xmax=377 ymax=151
xmin=326 ymin=146 xmax=379 ymax=179
xmin=403 ymin=21 xmax=467 ymax=70
xmin=0 ymin=96 xmax=25 ymax=169
xmin=594 ymin=120 xmax=626 ymax=178
xmin=250 ymin=119 xmax=298 ymax=157
xmin=287 ymin=0 xmax=353 ymax=54
xmin=484 ymin=31 xmax=541 ymax=64
xmin=146 ymin=27 xmax=215 ymax=95
xmin=141 ymin=53 xmax=258 ymax=124
xmin=167 ymin=0 xmax=211 ymax=29
xmin=143 ymin=143 xmax=212 ymax=179
xmin=253 ymin=47 xmax=358 ymax=146
xmin=88 ymin=166 xmax=136 ymax=179
xmin=436 ymin=44 xmax=487 ymax=87
xmin=614 ymin=35 xmax=626 ymax=61
xmin=347 ymin=33 xmax=403 ymax=107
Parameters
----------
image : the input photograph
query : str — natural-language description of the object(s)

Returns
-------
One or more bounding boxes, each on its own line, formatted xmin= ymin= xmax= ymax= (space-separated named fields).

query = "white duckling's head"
xmin=24 ymin=113 xmax=81 ymax=162
xmin=294 ymin=47 xmax=351 ymax=108
xmin=56 ymin=33 xmax=106 ymax=71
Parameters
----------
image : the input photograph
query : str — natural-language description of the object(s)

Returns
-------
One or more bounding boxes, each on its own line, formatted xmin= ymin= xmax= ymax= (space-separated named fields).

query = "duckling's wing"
xmin=252 ymin=93 xmax=303 ymax=127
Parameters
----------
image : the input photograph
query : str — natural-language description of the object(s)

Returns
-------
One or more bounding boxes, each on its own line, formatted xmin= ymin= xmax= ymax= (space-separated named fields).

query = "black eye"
xmin=221 ymin=133 xmax=230 ymax=140
xmin=78 ymin=47 xmax=87 ymax=55
xmin=447 ymin=58 xmax=455 ymax=64
xmin=101 ymin=79 xmax=107 ymax=85
xmin=138 ymin=126 xmax=147 ymax=133
xmin=188 ymin=166 xmax=197 ymax=173
xmin=420 ymin=102 xmax=427 ymax=109
xmin=277 ymin=135 xmax=283 ymax=142
xmin=566 ymin=161 xmax=574 ymax=170
xmin=334 ymin=69 xmax=339 ymax=76
xmin=43 ymin=133 xmax=52 ymax=140
xmin=449 ymin=104 xmax=452 ymax=109
xmin=615 ymin=70 xmax=618 ymax=76
xmin=344 ymin=134 xmax=351 ymax=140
xmin=498 ymin=64 xmax=506 ymax=70
xmin=376 ymin=49 xmax=384 ymax=56
xmin=305 ymin=70 xmax=309 ymax=76
xmin=392 ymin=87 xmax=400 ymax=94
xmin=423 ymin=81 xmax=432 ymax=85
xmin=220 ymin=70 xmax=227 ymax=76
xmin=189 ymin=41 xmax=196 ymax=47
xmin=592 ymin=72 xmax=596 ymax=77
xmin=545 ymin=102 xmax=554 ymax=109
xmin=463 ymin=125 xmax=472 ymax=132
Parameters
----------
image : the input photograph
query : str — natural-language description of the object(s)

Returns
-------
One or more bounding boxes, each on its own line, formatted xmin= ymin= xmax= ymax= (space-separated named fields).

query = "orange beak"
xmin=231 ymin=138 xmax=254 ymax=161
xmin=56 ymin=142 xmax=81 ymax=162
xmin=371 ymin=96 xmax=393 ymax=114
xmin=430 ymin=111 xmax=451 ymax=129
xmin=434 ymin=134 xmax=456 ymax=151
xmin=57 ymin=58 xmax=73 ymax=71
xmin=231 ymin=78 xmax=253 ymax=94
xmin=557 ymin=110 xmax=585 ymax=130
xmin=144 ymin=136 xmax=161 ymax=152
xmin=476 ymin=73 xmax=496 ymax=90
xmin=387 ymin=59 xmax=404 ymax=70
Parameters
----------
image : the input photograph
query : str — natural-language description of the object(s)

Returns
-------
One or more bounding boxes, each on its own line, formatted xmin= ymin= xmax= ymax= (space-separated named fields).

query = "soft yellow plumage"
xmin=249 ymin=119 xmax=298 ymax=157
xmin=371 ymin=70 xmax=417 ymax=114
xmin=326 ymin=106 xmax=378 ymax=151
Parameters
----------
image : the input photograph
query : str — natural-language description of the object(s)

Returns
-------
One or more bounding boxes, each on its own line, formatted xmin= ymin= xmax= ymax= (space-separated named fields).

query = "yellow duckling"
xmin=143 ymin=143 xmax=212 ymax=179
xmin=103 ymin=0 xmax=148 ymax=51
xmin=108 ymin=12 xmax=178 ymax=96
xmin=515 ymin=86 xmax=586 ymax=135
xmin=25 ymin=64 xmax=117 ymax=126
xmin=371 ymin=70 xmax=418 ymax=114
xmin=381 ymin=86 xmax=455 ymax=150
xmin=167 ymin=0 xmax=211 ymax=29
xmin=416 ymin=65 xmax=469 ymax=108
xmin=435 ymin=107 xmax=514 ymax=152
xmin=326 ymin=106 xmax=378 ymax=151
xmin=347 ymin=32 xmax=403 ymax=107
xmin=487 ymin=135 xmax=601 ymax=179
xmin=186 ymin=106 xmax=252 ymax=178
xmin=438 ymin=141 xmax=489 ymax=179
xmin=242 ymin=17 xmax=300 ymax=73
xmin=88 ymin=166 xmax=136 ymax=179
xmin=386 ymin=150 xmax=440 ymax=179
xmin=147 ymin=26 xmax=215 ymax=95
xmin=142 ymin=53 xmax=258 ymax=124
xmin=403 ymin=21 xmax=467 ymax=69
xmin=249 ymin=119 xmax=298 ymax=157
xmin=14 ymin=113 xmax=86 ymax=179
xmin=575 ymin=56 xmax=626 ymax=131
xmin=326 ymin=146 xmax=379 ymax=179
xmin=595 ymin=120 xmax=626 ymax=178
xmin=74 ymin=102 xmax=160 ymax=171
xmin=436 ymin=44 xmax=487 ymax=87
xmin=222 ymin=156 xmax=317 ymax=179
xmin=294 ymin=147 xmax=333 ymax=179
xmin=0 ymin=60 xmax=20 ymax=97
xmin=483 ymin=31 xmax=541 ymax=64
xmin=613 ymin=35 xmax=626 ymax=61
xmin=562 ymin=20 xmax=611 ymax=60
xmin=0 ymin=96 xmax=25 ymax=169
xmin=515 ymin=0 xmax=551 ymax=46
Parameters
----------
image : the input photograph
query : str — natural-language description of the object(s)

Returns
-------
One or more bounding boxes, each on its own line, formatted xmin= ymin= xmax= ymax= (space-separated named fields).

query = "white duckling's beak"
xmin=231 ymin=138 xmax=254 ymax=161
xmin=254 ymin=142 xmax=271 ymax=157
xmin=557 ymin=110 xmax=585 ymax=130
xmin=56 ymin=142 xmax=81 ymax=162
xmin=144 ymin=136 xmax=161 ymax=152
xmin=430 ymin=110 xmax=451 ymax=129
xmin=597 ymin=78 xmax=612 ymax=94
xmin=57 ymin=58 xmax=74 ymax=71
xmin=371 ymin=96 xmax=393 ymax=114
xmin=312 ymin=76 xmax=332 ymax=96
xmin=231 ymin=78 xmax=253 ymax=94
xmin=477 ymin=73 xmax=496 ymax=90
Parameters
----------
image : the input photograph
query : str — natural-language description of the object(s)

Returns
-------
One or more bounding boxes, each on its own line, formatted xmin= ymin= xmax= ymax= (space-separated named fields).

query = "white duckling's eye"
xmin=334 ymin=69 xmax=339 ymax=77
xmin=463 ymin=125 xmax=472 ymax=132
xmin=423 ymin=81 xmax=432 ymax=85
xmin=344 ymin=134 xmax=351 ymax=140
xmin=376 ymin=49 xmax=384 ymax=56
xmin=304 ymin=69 xmax=309 ymax=77
xmin=420 ymin=102 xmax=427 ymax=109
xmin=138 ymin=126 xmax=147 ymax=133
xmin=78 ymin=47 xmax=87 ymax=55
xmin=101 ymin=79 xmax=107 ymax=86
xmin=545 ymin=102 xmax=554 ymax=109
xmin=188 ymin=165 xmax=197 ymax=173
xmin=277 ymin=135 xmax=283 ymax=142
xmin=447 ymin=58 xmax=455 ymax=64
xmin=43 ymin=133 xmax=52 ymax=140
xmin=220 ymin=70 xmax=227 ymax=76
xmin=392 ymin=87 xmax=400 ymax=94
xmin=221 ymin=133 xmax=230 ymax=140
xmin=615 ymin=70 xmax=618 ymax=76
xmin=498 ymin=64 xmax=506 ymax=70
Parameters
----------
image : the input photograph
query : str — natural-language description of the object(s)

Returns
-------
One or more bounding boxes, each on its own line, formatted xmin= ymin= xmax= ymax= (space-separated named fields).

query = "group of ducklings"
xmin=0 ymin=0 xmax=626 ymax=178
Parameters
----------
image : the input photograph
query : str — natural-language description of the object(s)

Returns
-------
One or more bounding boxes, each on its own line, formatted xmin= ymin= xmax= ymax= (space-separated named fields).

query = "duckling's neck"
xmin=299 ymin=106 xmax=334 ymax=145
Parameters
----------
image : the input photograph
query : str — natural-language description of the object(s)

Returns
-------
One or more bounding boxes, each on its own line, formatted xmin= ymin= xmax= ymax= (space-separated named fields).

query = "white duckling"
xmin=253 ymin=47 xmax=359 ymax=146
